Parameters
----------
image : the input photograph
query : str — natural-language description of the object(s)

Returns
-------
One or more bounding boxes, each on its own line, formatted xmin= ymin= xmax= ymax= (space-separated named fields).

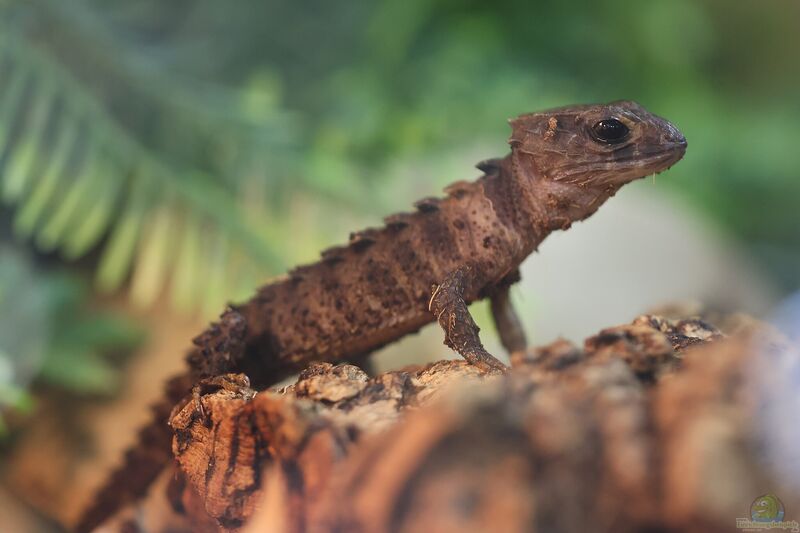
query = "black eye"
xmin=591 ymin=118 xmax=630 ymax=144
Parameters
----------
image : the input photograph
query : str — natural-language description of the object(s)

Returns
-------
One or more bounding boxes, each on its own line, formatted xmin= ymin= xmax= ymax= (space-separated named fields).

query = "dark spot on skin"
xmin=414 ymin=198 xmax=440 ymax=213
xmin=476 ymin=158 xmax=501 ymax=174
xmin=483 ymin=236 xmax=492 ymax=248
xmin=350 ymin=235 xmax=375 ymax=252
xmin=384 ymin=213 xmax=412 ymax=230
xmin=321 ymin=245 xmax=348 ymax=263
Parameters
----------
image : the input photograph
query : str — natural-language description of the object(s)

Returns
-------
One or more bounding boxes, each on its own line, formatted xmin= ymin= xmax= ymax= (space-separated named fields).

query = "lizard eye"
xmin=591 ymin=119 xmax=630 ymax=144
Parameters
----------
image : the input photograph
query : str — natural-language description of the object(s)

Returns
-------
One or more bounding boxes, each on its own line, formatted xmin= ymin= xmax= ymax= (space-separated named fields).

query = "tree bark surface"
xmin=136 ymin=314 xmax=800 ymax=532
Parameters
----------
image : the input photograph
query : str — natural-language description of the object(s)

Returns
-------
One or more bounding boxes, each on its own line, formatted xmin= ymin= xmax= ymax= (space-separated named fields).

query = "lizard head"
xmin=509 ymin=100 xmax=686 ymax=188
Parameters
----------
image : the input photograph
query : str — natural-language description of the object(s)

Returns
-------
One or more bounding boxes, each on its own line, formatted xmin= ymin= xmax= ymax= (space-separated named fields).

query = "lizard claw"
xmin=468 ymin=349 xmax=509 ymax=375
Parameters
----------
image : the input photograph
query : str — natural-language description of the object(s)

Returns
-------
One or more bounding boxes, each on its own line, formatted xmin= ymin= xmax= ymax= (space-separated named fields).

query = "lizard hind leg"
xmin=428 ymin=265 xmax=508 ymax=373
xmin=489 ymin=276 xmax=528 ymax=354
xmin=349 ymin=352 xmax=379 ymax=377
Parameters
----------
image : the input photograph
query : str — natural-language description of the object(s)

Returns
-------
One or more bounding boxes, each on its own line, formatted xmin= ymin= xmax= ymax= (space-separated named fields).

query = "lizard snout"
xmin=663 ymin=122 xmax=687 ymax=150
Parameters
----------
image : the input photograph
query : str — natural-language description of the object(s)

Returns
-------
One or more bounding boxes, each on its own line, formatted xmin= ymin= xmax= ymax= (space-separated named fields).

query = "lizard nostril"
xmin=664 ymin=123 xmax=686 ymax=147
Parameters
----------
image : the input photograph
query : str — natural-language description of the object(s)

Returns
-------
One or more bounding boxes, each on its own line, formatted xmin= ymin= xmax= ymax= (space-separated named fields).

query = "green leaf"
xmin=170 ymin=211 xmax=203 ymax=312
xmin=55 ymin=314 xmax=144 ymax=356
xmin=38 ymin=348 xmax=118 ymax=395
xmin=201 ymin=229 xmax=231 ymax=316
xmin=0 ymin=60 xmax=30 ymax=175
xmin=1 ymin=76 xmax=55 ymax=202
xmin=12 ymin=113 xmax=83 ymax=238
xmin=35 ymin=138 xmax=104 ymax=250
xmin=130 ymin=199 xmax=178 ymax=308
xmin=95 ymin=169 xmax=151 ymax=292
xmin=0 ymin=33 xmax=287 ymax=313
xmin=62 ymin=150 xmax=124 ymax=258
xmin=0 ymin=383 xmax=34 ymax=413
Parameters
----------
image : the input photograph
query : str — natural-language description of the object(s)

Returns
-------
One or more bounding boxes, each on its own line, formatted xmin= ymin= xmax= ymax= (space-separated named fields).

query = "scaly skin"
xmin=77 ymin=100 xmax=686 ymax=532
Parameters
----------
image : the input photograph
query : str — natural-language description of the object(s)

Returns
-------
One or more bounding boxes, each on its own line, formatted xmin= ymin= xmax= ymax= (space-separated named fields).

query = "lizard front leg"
xmin=429 ymin=265 xmax=508 ymax=373
xmin=489 ymin=274 xmax=528 ymax=354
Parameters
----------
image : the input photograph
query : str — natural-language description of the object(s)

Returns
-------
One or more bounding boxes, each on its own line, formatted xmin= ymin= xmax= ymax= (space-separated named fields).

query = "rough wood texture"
xmin=163 ymin=314 xmax=799 ymax=533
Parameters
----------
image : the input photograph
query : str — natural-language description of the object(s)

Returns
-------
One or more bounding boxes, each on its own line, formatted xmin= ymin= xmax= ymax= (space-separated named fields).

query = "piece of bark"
xmin=655 ymin=325 xmax=800 ymax=532
xmin=169 ymin=359 xmax=490 ymax=530
xmin=168 ymin=314 xmax=799 ymax=533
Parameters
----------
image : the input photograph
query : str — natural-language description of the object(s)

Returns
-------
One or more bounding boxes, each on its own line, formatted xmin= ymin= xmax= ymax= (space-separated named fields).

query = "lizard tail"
xmin=75 ymin=307 xmax=285 ymax=531
xmin=74 ymin=372 xmax=194 ymax=533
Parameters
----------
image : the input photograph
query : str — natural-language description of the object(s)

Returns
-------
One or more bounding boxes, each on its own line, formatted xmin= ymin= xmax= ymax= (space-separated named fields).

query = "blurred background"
xmin=0 ymin=0 xmax=798 ymax=529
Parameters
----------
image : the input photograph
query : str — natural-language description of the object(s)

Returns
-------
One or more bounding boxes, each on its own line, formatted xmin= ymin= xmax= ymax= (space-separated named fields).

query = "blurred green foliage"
xmin=0 ymin=246 xmax=144 ymax=434
xmin=0 ymin=0 xmax=798 ymax=405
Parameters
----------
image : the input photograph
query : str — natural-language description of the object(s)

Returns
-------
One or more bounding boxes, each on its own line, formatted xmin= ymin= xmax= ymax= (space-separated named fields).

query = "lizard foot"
xmin=464 ymin=348 xmax=508 ymax=374
xmin=430 ymin=266 xmax=509 ymax=375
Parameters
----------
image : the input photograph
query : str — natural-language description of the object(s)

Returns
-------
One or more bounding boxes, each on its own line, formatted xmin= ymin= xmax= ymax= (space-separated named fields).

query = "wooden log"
xmin=166 ymin=315 xmax=799 ymax=533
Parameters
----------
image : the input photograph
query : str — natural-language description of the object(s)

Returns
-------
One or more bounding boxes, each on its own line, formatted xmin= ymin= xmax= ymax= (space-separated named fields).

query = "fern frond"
xmin=129 ymin=200 xmax=178 ymax=308
xmin=1 ymin=74 xmax=56 ymax=202
xmin=36 ymin=139 xmax=104 ymax=250
xmin=12 ymin=115 xmax=84 ymax=240
xmin=0 ymin=29 xmax=289 ymax=315
xmin=62 ymin=154 xmax=122 ymax=259
xmin=170 ymin=209 xmax=203 ymax=313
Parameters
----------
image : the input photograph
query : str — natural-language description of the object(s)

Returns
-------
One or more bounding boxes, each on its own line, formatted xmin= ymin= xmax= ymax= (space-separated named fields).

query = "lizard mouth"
xmin=611 ymin=139 xmax=687 ymax=183
xmin=645 ymin=140 xmax=687 ymax=176
xmin=551 ymin=142 xmax=687 ymax=186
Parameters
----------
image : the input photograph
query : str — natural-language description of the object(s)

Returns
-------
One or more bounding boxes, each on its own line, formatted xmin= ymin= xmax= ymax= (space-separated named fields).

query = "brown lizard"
xmin=76 ymin=100 xmax=686 ymax=531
